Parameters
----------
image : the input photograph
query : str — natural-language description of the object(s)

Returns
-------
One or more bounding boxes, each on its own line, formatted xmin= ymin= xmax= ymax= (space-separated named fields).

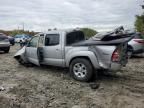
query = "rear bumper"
xmin=109 ymin=63 xmax=122 ymax=71
xmin=98 ymin=62 xmax=123 ymax=72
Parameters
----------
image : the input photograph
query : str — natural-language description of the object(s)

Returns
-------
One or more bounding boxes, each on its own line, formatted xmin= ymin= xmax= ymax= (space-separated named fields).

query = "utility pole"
xmin=18 ymin=26 xmax=20 ymax=34
xmin=18 ymin=26 xmax=19 ymax=30
xmin=22 ymin=22 xmax=24 ymax=31
xmin=142 ymin=1 xmax=144 ymax=15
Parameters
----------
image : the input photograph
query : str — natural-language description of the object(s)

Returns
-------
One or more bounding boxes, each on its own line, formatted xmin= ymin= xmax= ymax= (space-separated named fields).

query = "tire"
xmin=4 ymin=47 xmax=10 ymax=53
xmin=15 ymin=56 xmax=33 ymax=67
xmin=69 ymin=58 xmax=93 ymax=82
xmin=17 ymin=57 xmax=25 ymax=65
xmin=11 ymin=43 xmax=15 ymax=46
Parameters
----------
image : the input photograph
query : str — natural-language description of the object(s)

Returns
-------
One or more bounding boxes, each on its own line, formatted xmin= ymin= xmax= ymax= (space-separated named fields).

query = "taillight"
xmin=111 ymin=49 xmax=120 ymax=62
xmin=133 ymin=39 xmax=144 ymax=44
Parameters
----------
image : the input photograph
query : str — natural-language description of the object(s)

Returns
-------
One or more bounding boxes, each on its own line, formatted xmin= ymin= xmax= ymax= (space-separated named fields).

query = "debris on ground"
xmin=0 ymin=86 xmax=5 ymax=91
xmin=0 ymin=45 xmax=144 ymax=108
xmin=89 ymin=83 xmax=100 ymax=90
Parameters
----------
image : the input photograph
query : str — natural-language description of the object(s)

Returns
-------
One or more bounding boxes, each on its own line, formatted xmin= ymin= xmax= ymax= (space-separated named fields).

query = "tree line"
xmin=135 ymin=3 xmax=144 ymax=34
xmin=0 ymin=29 xmax=36 ymax=37
xmin=0 ymin=28 xmax=97 ymax=38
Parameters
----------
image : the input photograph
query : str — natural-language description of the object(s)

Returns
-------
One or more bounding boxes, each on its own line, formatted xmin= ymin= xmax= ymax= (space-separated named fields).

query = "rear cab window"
xmin=66 ymin=31 xmax=85 ymax=46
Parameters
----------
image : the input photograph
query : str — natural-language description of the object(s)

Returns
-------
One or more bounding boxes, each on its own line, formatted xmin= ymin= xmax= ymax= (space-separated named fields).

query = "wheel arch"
xmin=65 ymin=51 xmax=100 ymax=69
xmin=69 ymin=56 xmax=93 ymax=68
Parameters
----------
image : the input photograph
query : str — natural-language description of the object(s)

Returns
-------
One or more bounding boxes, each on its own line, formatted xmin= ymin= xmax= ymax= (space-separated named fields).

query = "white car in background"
xmin=14 ymin=34 xmax=31 ymax=43
xmin=128 ymin=33 xmax=144 ymax=57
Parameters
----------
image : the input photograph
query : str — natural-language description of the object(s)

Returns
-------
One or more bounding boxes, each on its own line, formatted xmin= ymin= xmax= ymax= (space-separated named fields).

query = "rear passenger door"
xmin=43 ymin=34 xmax=63 ymax=66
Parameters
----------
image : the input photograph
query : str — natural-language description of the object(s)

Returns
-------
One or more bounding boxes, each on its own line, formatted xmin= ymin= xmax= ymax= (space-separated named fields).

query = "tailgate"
xmin=90 ymin=43 xmax=128 ymax=70
xmin=116 ymin=43 xmax=128 ymax=66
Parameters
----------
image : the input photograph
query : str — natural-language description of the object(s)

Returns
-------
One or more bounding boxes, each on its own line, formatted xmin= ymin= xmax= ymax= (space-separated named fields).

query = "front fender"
xmin=14 ymin=46 xmax=28 ymax=63
xmin=65 ymin=51 xmax=100 ymax=69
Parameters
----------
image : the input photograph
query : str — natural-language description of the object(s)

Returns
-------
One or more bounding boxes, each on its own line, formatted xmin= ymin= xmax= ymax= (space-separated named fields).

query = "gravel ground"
xmin=0 ymin=45 xmax=144 ymax=108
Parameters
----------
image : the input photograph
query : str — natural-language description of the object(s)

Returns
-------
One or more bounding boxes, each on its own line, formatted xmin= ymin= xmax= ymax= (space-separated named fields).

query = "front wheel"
xmin=69 ymin=58 xmax=93 ymax=82
xmin=15 ymin=56 xmax=26 ymax=65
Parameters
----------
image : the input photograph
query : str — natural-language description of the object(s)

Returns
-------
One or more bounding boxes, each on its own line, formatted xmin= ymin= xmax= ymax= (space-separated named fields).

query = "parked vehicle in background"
xmin=128 ymin=33 xmax=144 ymax=57
xmin=0 ymin=33 xmax=11 ymax=53
xmin=14 ymin=34 xmax=31 ymax=43
xmin=14 ymin=27 xmax=134 ymax=82
xmin=8 ymin=36 xmax=15 ymax=45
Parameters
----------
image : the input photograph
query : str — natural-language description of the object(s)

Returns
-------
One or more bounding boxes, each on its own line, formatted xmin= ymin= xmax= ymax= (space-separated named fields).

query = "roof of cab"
xmin=37 ymin=28 xmax=82 ymax=35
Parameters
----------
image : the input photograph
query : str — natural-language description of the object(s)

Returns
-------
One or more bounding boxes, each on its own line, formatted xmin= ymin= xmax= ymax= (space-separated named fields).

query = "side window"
xmin=28 ymin=36 xmax=39 ymax=47
xmin=66 ymin=31 xmax=85 ymax=46
xmin=39 ymin=35 xmax=44 ymax=47
xmin=45 ymin=34 xmax=59 ymax=46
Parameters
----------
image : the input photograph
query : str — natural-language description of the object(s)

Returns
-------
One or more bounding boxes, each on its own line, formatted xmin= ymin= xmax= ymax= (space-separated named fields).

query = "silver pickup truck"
xmin=14 ymin=27 xmax=134 ymax=82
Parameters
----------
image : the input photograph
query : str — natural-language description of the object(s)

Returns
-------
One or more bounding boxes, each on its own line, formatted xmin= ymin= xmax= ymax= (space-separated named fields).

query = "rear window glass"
xmin=66 ymin=31 xmax=85 ymax=45
xmin=0 ymin=36 xmax=8 ymax=41
xmin=134 ymin=34 xmax=144 ymax=39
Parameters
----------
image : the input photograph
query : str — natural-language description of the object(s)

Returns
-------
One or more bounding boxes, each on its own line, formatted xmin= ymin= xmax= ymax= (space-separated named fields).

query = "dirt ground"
xmin=0 ymin=45 xmax=144 ymax=108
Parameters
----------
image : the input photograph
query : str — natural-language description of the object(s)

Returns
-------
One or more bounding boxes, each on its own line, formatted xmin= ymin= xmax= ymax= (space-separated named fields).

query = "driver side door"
xmin=25 ymin=36 xmax=40 ymax=66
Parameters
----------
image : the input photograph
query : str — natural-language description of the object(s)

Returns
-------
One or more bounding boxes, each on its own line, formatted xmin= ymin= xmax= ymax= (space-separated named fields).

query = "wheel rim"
xmin=73 ymin=63 xmax=87 ymax=78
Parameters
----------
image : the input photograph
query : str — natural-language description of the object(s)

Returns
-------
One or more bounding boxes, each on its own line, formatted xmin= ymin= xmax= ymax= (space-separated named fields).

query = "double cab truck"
xmin=14 ymin=27 xmax=134 ymax=82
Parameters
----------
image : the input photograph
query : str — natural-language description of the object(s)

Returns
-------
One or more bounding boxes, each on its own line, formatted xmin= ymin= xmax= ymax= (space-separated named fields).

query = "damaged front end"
xmin=14 ymin=46 xmax=28 ymax=64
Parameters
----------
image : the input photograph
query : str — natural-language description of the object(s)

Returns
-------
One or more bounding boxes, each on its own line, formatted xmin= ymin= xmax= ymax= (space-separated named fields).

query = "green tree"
xmin=135 ymin=15 xmax=144 ymax=32
xmin=135 ymin=2 xmax=144 ymax=34
xmin=80 ymin=28 xmax=97 ymax=38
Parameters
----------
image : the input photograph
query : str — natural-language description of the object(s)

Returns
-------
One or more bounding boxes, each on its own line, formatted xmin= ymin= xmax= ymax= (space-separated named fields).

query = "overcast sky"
xmin=0 ymin=0 xmax=143 ymax=32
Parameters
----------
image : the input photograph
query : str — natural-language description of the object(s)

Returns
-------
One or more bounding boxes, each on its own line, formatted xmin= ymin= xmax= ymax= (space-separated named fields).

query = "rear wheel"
xmin=70 ymin=58 xmax=93 ymax=82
